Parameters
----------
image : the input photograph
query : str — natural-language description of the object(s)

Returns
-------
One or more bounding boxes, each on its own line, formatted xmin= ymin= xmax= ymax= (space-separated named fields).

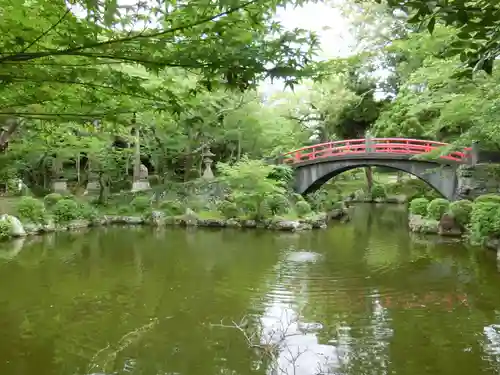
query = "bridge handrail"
xmin=280 ymin=138 xmax=472 ymax=164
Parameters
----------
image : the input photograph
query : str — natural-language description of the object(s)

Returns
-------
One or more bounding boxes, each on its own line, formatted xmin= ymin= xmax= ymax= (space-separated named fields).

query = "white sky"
xmin=262 ymin=1 xmax=355 ymax=94
xmin=277 ymin=2 xmax=354 ymax=59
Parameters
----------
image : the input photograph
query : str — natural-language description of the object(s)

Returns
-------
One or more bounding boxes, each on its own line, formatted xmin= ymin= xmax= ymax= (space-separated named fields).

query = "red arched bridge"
xmin=275 ymin=138 xmax=484 ymax=200
xmin=282 ymin=138 xmax=472 ymax=165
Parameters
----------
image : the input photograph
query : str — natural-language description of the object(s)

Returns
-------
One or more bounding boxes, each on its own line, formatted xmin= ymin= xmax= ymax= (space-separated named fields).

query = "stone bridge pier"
xmin=277 ymin=138 xmax=500 ymax=201
xmin=292 ymin=154 xmax=500 ymax=201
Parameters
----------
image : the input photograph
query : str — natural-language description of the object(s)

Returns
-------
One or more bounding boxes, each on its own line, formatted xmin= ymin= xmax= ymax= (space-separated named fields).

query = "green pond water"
xmin=0 ymin=204 xmax=500 ymax=375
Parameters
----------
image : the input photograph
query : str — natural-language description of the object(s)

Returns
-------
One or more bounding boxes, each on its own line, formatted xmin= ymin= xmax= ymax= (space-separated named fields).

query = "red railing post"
xmin=365 ymin=135 xmax=373 ymax=153
xmin=295 ymin=151 xmax=301 ymax=163
xmin=281 ymin=137 xmax=470 ymax=165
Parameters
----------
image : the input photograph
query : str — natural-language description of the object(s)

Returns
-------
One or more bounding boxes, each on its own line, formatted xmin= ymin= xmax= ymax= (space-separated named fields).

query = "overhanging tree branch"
xmin=0 ymin=0 xmax=259 ymax=63
xmin=21 ymin=8 xmax=72 ymax=53
xmin=3 ymin=77 xmax=173 ymax=103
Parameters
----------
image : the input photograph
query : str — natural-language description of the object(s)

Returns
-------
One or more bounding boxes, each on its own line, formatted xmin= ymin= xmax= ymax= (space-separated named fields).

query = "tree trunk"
xmin=237 ymin=132 xmax=242 ymax=161
xmin=365 ymin=166 xmax=373 ymax=193
xmin=0 ymin=118 xmax=20 ymax=152
xmin=397 ymin=170 xmax=403 ymax=183
xmin=98 ymin=172 xmax=109 ymax=205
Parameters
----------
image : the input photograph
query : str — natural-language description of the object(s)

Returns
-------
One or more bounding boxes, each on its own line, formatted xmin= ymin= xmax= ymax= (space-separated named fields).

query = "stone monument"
xmin=51 ymin=157 xmax=68 ymax=193
xmin=85 ymin=172 xmax=100 ymax=195
xmin=85 ymin=159 xmax=100 ymax=194
xmin=131 ymin=163 xmax=151 ymax=192
xmin=202 ymin=148 xmax=215 ymax=180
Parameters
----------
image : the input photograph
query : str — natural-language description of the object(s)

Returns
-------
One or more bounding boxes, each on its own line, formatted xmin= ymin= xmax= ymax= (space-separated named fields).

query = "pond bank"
xmin=0 ymin=207 xmax=349 ymax=240
xmin=1 ymin=204 xmax=498 ymax=375
xmin=406 ymin=195 xmax=500 ymax=253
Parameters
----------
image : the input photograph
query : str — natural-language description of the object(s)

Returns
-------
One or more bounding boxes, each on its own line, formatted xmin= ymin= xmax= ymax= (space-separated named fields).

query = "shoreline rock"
xmin=408 ymin=214 xmax=439 ymax=234
xmin=408 ymin=213 xmax=463 ymax=237
xmin=345 ymin=194 xmax=408 ymax=205
xmin=0 ymin=208 xmax=349 ymax=243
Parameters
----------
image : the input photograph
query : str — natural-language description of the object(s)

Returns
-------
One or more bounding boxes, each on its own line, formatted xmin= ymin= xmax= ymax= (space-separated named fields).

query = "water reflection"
xmin=259 ymin=250 xmax=337 ymax=375
xmin=256 ymin=204 xmax=500 ymax=375
xmin=0 ymin=205 xmax=500 ymax=374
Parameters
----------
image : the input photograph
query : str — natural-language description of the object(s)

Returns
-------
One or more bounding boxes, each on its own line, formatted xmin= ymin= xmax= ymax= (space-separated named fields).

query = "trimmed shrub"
xmin=217 ymin=200 xmax=239 ymax=219
xmin=43 ymin=193 xmax=63 ymax=208
xmin=469 ymin=202 xmax=500 ymax=244
xmin=290 ymin=193 xmax=305 ymax=204
xmin=426 ymin=198 xmax=450 ymax=220
xmin=295 ymin=200 xmax=312 ymax=217
xmin=159 ymin=200 xmax=184 ymax=216
xmin=449 ymin=200 xmax=473 ymax=228
xmin=52 ymin=199 xmax=79 ymax=223
xmin=305 ymin=190 xmax=327 ymax=211
xmin=233 ymin=195 xmax=258 ymax=216
xmin=371 ymin=184 xmax=387 ymax=200
xmin=256 ymin=200 xmax=273 ymax=220
xmin=267 ymin=165 xmax=294 ymax=187
xmin=16 ymin=197 xmax=45 ymax=223
xmin=0 ymin=220 xmax=12 ymax=240
xmin=474 ymin=194 xmax=500 ymax=204
xmin=131 ymin=196 xmax=151 ymax=213
xmin=265 ymin=194 xmax=290 ymax=215
xmin=185 ymin=197 xmax=207 ymax=212
xmin=78 ymin=203 xmax=99 ymax=221
xmin=409 ymin=197 xmax=429 ymax=216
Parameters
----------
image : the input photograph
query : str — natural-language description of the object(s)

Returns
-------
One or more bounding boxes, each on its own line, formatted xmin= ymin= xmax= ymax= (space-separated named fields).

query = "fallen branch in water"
xmin=86 ymin=318 xmax=160 ymax=373
xmin=210 ymin=310 xmax=324 ymax=375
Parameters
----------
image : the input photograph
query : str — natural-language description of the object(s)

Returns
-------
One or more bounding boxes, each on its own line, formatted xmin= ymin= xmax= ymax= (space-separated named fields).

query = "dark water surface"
xmin=1 ymin=205 xmax=500 ymax=375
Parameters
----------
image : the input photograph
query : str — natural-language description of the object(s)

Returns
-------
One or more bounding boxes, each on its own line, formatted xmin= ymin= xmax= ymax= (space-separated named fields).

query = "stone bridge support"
xmin=284 ymin=140 xmax=500 ymax=201
xmin=293 ymin=156 xmax=460 ymax=200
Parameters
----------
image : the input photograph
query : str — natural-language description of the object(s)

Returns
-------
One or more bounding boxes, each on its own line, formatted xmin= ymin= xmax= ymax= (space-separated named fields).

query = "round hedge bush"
xmin=295 ymin=200 xmax=312 ymax=217
xmin=291 ymin=193 xmax=305 ymax=203
xmin=449 ymin=200 xmax=473 ymax=228
xmin=475 ymin=194 xmax=500 ymax=204
xmin=217 ymin=200 xmax=239 ymax=219
xmin=43 ymin=193 xmax=63 ymax=207
xmin=16 ymin=197 xmax=46 ymax=223
xmin=0 ymin=220 xmax=12 ymax=240
xmin=409 ymin=197 xmax=429 ymax=216
xmin=265 ymin=194 xmax=290 ymax=215
xmin=130 ymin=196 xmax=151 ymax=213
xmin=159 ymin=200 xmax=184 ymax=216
xmin=78 ymin=203 xmax=99 ymax=221
xmin=371 ymin=184 xmax=387 ymax=200
xmin=52 ymin=199 xmax=80 ymax=223
xmin=469 ymin=202 xmax=500 ymax=244
xmin=426 ymin=198 xmax=450 ymax=220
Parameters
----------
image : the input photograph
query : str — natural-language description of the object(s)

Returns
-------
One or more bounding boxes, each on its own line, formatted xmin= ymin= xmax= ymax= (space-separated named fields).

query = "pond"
xmin=0 ymin=204 xmax=500 ymax=375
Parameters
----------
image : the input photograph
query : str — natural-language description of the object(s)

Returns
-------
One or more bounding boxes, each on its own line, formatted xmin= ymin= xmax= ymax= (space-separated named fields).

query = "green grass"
xmin=196 ymin=210 xmax=224 ymax=219
xmin=0 ymin=197 xmax=31 ymax=215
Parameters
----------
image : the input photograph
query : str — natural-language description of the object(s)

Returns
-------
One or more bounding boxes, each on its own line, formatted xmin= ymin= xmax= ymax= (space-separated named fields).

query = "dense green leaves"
xmin=0 ymin=0 xmax=319 ymax=122
xmin=375 ymin=0 xmax=500 ymax=76
xmin=0 ymin=0 xmax=317 ymax=193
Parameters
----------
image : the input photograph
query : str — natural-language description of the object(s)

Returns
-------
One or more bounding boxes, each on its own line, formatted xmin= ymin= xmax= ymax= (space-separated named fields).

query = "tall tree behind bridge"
xmin=308 ymin=56 xmax=386 ymax=192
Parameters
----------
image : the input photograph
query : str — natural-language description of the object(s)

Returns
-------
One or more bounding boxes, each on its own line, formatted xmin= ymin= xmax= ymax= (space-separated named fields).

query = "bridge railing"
xmin=281 ymin=138 xmax=472 ymax=165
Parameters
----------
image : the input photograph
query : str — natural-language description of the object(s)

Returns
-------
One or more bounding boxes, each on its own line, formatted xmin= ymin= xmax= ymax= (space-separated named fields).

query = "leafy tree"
xmin=217 ymin=157 xmax=287 ymax=219
xmin=0 ymin=0 xmax=320 ymax=152
xmin=304 ymin=56 xmax=386 ymax=191
xmin=371 ymin=25 xmax=500 ymax=150
xmin=377 ymin=0 xmax=500 ymax=76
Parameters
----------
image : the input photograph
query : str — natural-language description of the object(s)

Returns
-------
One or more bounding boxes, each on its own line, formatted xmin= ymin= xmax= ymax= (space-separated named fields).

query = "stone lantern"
xmin=202 ymin=148 xmax=215 ymax=180
xmin=51 ymin=155 xmax=68 ymax=193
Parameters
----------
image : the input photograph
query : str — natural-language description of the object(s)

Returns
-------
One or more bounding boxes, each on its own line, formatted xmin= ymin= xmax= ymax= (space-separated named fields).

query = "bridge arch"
xmin=293 ymin=158 xmax=459 ymax=201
